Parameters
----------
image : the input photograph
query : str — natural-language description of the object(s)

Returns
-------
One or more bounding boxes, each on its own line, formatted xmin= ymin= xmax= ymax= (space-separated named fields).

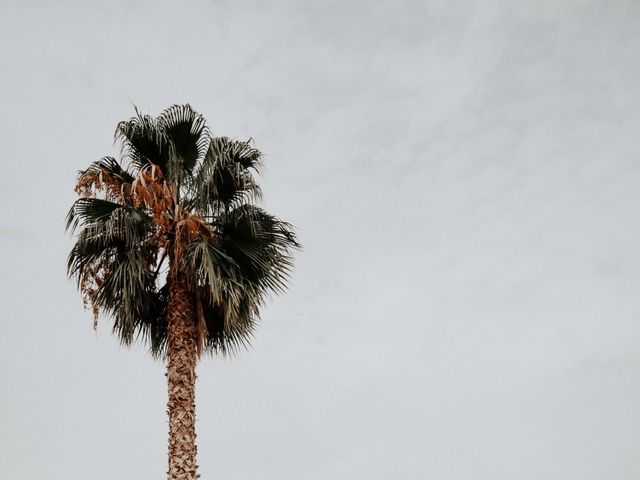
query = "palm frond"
xmin=159 ymin=104 xmax=210 ymax=173
xmin=66 ymin=198 xmax=152 ymax=242
xmin=181 ymin=206 xmax=299 ymax=355
xmin=141 ymin=283 xmax=169 ymax=357
xmin=198 ymin=290 xmax=256 ymax=356
xmin=95 ymin=247 xmax=157 ymax=344
xmin=66 ymin=195 xmax=161 ymax=346
xmin=81 ymin=156 xmax=135 ymax=184
xmin=116 ymin=108 xmax=170 ymax=174
xmin=183 ymin=239 xmax=257 ymax=355
xmin=218 ymin=204 xmax=299 ymax=295
xmin=211 ymin=136 xmax=262 ymax=171
xmin=190 ymin=137 xmax=263 ymax=214
xmin=183 ymin=237 xmax=241 ymax=301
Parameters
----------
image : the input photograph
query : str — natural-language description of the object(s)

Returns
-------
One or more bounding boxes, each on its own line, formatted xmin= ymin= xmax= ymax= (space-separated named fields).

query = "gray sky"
xmin=1 ymin=0 xmax=640 ymax=478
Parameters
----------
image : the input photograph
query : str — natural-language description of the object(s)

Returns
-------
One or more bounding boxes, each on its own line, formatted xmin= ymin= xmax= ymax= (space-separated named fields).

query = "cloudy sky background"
xmin=1 ymin=0 xmax=640 ymax=478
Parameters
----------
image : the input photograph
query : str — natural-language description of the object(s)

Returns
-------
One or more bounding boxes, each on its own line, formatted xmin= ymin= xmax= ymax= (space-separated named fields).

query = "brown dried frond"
xmin=75 ymin=173 xmax=97 ymax=199
xmin=131 ymin=165 xmax=174 ymax=248
xmin=78 ymin=255 xmax=113 ymax=331
xmin=75 ymin=168 xmax=132 ymax=204
xmin=176 ymin=212 xmax=214 ymax=244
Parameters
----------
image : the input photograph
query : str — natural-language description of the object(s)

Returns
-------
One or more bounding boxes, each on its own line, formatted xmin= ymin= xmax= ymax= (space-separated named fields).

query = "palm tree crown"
xmin=66 ymin=104 xmax=299 ymax=357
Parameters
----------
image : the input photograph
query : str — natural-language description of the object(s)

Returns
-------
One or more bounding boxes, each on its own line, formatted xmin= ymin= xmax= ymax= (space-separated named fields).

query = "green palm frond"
xmin=95 ymin=247 xmax=159 ymax=345
xmin=66 ymin=196 xmax=163 ymax=351
xmin=158 ymin=104 xmax=209 ymax=173
xmin=198 ymin=290 xmax=255 ymax=356
xmin=66 ymin=198 xmax=152 ymax=245
xmin=190 ymin=138 xmax=263 ymax=214
xmin=182 ymin=205 xmax=299 ymax=354
xmin=184 ymin=238 xmax=241 ymax=299
xmin=211 ymin=136 xmax=262 ymax=171
xmin=142 ymin=283 xmax=169 ymax=357
xmin=116 ymin=108 xmax=171 ymax=174
xmin=183 ymin=241 xmax=257 ymax=355
xmin=218 ymin=204 xmax=299 ymax=294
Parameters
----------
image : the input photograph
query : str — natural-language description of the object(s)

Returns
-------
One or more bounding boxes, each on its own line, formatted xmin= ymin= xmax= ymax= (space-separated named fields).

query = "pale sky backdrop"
xmin=1 ymin=1 xmax=640 ymax=479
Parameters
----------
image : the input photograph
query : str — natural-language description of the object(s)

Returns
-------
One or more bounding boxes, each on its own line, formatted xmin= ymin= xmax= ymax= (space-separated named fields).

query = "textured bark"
xmin=166 ymin=269 xmax=200 ymax=480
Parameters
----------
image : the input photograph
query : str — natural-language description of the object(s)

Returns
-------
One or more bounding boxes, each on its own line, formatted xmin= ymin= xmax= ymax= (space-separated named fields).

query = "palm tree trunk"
xmin=166 ymin=267 xmax=200 ymax=480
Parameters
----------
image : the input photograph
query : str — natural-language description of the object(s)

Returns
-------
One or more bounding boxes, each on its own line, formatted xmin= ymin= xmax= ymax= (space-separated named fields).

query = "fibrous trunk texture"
xmin=166 ymin=268 xmax=199 ymax=480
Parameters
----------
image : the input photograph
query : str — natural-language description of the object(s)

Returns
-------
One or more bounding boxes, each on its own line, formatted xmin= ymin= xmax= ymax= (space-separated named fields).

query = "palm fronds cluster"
xmin=67 ymin=105 xmax=299 ymax=357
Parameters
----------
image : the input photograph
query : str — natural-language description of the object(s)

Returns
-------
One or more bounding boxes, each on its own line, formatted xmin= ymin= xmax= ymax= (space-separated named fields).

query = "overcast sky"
xmin=1 ymin=1 xmax=640 ymax=479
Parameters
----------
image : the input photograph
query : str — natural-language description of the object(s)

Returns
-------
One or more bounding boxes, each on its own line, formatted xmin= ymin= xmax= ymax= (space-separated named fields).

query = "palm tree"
xmin=66 ymin=104 xmax=299 ymax=479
